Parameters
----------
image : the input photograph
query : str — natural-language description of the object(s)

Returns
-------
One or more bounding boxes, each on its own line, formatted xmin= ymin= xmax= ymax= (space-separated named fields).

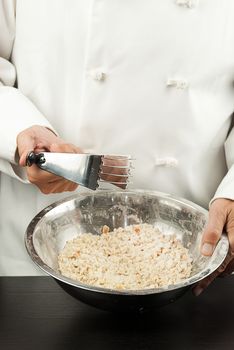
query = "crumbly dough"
xmin=58 ymin=223 xmax=193 ymax=290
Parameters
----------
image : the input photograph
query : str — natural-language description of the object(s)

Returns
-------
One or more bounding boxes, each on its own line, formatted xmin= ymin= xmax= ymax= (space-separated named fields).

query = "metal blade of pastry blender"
xmin=35 ymin=152 xmax=102 ymax=190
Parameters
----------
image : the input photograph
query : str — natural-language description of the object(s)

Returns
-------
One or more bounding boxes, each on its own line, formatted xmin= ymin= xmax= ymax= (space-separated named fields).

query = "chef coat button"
xmin=175 ymin=0 xmax=199 ymax=9
xmin=166 ymin=78 xmax=189 ymax=90
xmin=155 ymin=157 xmax=178 ymax=167
xmin=91 ymin=70 xmax=106 ymax=81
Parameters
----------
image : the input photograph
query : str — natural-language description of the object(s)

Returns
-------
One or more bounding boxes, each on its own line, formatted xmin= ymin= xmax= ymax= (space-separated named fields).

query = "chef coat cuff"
xmin=209 ymin=164 xmax=234 ymax=206
xmin=0 ymin=86 xmax=57 ymax=181
xmin=0 ymin=158 xmax=29 ymax=183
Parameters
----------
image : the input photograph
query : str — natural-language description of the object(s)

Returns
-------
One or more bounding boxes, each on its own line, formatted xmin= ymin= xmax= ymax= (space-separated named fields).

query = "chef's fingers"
xmin=17 ymin=126 xmax=61 ymax=166
xmin=26 ymin=164 xmax=61 ymax=184
xmin=193 ymin=199 xmax=234 ymax=296
xmin=27 ymin=166 xmax=78 ymax=193
xmin=219 ymin=252 xmax=234 ymax=276
xmin=225 ymin=202 xmax=234 ymax=254
xmin=200 ymin=200 xmax=226 ymax=257
xmin=36 ymin=178 xmax=78 ymax=194
xmin=193 ymin=249 xmax=234 ymax=296
xmin=192 ymin=199 xmax=226 ymax=297
xmin=201 ymin=199 xmax=234 ymax=255
xmin=25 ymin=140 xmax=82 ymax=192
xmin=17 ymin=133 xmax=38 ymax=167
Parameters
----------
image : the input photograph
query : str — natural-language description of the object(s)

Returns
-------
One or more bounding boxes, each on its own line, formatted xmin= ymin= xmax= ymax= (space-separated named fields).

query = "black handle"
xmin=26 ymin=151 xmax=46 ymax=167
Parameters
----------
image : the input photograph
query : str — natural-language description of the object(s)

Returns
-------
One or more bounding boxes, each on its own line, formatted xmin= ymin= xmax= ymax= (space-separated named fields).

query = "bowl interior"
xmin=26 ymin=190 xmax=228 ymax=293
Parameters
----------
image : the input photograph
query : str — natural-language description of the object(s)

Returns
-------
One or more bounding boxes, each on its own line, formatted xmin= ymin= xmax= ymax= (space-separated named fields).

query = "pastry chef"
xmin=1 ymin=0 xmax=234 ymax=296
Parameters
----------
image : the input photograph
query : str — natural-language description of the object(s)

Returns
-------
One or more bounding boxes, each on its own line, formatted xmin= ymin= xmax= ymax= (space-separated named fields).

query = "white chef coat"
xmin=1 ymin=0 xmax=234 ymax=275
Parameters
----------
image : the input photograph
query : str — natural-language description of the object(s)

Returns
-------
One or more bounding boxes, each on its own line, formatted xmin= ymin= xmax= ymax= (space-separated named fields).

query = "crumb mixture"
xmin=58 ymin=223 xmax=192 ymax=290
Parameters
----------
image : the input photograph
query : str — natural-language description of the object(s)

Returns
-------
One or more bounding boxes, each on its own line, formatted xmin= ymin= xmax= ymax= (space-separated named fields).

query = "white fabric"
xmin=1 ymin=0 xmax=234 ymax=275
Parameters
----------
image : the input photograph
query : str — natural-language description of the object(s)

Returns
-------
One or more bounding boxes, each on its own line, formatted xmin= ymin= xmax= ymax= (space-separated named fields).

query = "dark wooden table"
xmin=0 ymin=276 xmax=234 ymax=350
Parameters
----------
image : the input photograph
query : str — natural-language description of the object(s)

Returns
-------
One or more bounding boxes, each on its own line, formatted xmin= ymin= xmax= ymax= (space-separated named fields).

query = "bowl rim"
xmin=25 ymin=189 xmax=229 ymax=295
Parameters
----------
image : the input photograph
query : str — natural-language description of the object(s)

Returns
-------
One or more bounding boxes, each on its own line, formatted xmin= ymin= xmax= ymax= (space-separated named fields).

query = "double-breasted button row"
xmin=91 ymin=72 xmax=189 ymax=90
xmin=90 ymin=0 xmax=198 ymax=85
xmin=88 ymin=2 xmax=193 ymax=168
xmin=91 ymin=74 xmax=189 ymax=90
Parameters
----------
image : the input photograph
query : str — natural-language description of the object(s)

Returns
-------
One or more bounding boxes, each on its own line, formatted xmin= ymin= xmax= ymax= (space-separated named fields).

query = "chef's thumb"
xmin=201 ymin=204 xmax=225 ymax=256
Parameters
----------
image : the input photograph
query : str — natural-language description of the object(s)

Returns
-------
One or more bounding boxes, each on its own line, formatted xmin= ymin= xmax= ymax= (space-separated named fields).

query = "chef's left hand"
xmin=193 ymin=198 xmax=234 ymax=296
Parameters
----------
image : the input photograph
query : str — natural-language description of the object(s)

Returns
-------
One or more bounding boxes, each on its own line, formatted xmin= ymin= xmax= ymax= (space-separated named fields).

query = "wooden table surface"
xmin=0 ymin=276 xmax=234 ymax=350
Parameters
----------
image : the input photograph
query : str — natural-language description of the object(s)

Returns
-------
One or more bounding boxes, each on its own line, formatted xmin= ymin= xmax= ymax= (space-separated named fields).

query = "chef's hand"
xmin=193 ymin=198 xmax=234 ymax=296
xmin=17 ymin=125 xmax=82 ymax=194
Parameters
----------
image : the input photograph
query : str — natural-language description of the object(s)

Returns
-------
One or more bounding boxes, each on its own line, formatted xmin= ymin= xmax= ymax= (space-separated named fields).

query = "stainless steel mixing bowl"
xmin=25 ymin=190 xmax=229 ymax=312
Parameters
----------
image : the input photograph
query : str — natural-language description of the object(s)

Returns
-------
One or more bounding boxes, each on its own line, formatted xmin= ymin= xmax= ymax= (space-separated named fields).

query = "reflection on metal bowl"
xmin=25 ymin=190 xmax=228 ymax=312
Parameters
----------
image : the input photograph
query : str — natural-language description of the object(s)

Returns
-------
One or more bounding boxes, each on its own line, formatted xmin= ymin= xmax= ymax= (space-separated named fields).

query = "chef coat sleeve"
xmin=0 ymin=0 xmax=56 ymax=182
xmin=211 ymin=124 xmax=234 ymax=203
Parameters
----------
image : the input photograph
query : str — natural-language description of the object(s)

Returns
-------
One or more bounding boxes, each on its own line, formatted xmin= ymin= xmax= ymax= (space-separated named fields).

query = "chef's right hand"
xmin=17 ymin=125 xmax=82 ymax=194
